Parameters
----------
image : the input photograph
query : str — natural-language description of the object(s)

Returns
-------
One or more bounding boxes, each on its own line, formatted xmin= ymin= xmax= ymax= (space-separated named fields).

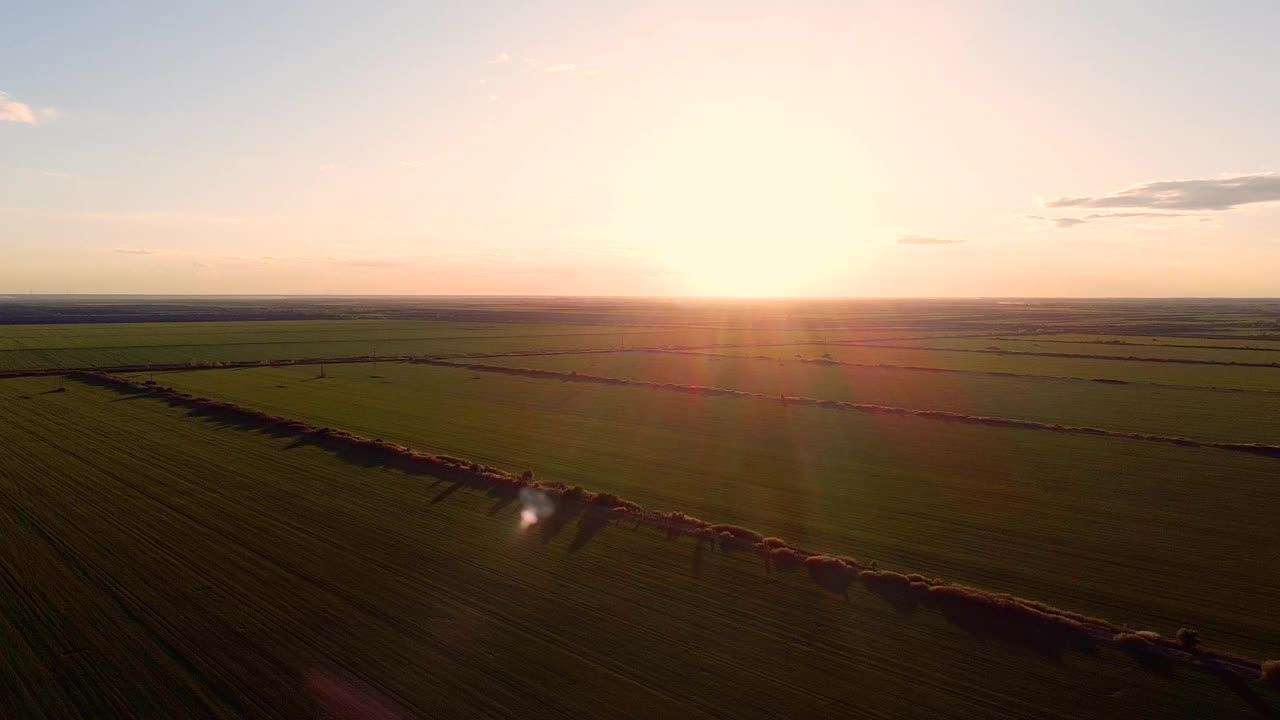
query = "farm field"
xmin=6 ymin=377 xmax=1269 ymax=719
xmin=141 ymin=361 xmax=1280 ymax=659
xmin=853 ymin=336 xmax=1280 ymax=364
xmin=697 ymin=343 xmax=1280 ymax=391
xmin=468 ymin=350 xmax=1280 ymax=444
xmin=999 ymin=334 xmax=1280 ymax=351
xmin=0 ymin=319 xmax=899 ymax=372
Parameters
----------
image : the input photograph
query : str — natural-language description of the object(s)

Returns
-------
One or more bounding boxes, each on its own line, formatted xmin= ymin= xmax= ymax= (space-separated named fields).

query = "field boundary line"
xmin=984 ymin=337 xmax=1280 ymax=354
xmin=408 ymin=359 xmax=1280 ymax=459
xmin=825 ymin=342 xmax=1280 ymax=369
xmin=645 ymin=348 xmax=1280 ymax=394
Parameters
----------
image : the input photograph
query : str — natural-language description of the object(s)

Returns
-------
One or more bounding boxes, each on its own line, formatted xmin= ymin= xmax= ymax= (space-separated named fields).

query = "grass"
xmin=137 ymin=361 xmax=1280 ymax=660
xmin=858 ymin=336 xmax=1280 ymax=365
xmin=6 ymin=377 xmax=1272 ymax=718
xmin=0 ymin=319 xmax=931 ymax=372
xmin=699 ymin=343 xmax=1280 ymax=391
xmin=467 ymin=350 xmax=1280 ymax=445
xmin=1005 ymin=334 xmax=1280 ymax=351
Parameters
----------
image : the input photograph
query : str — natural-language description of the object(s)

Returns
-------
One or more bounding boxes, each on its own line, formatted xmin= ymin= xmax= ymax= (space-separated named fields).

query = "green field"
xmin=857 ymin=336 xmax=1280 ymax=364
xmin=466 ymin=350 xmax=1280 ymax=444
xmin=138 ymin=361 xmax=1280 ymax=660
xmin=700 ymin=343 xmax=1280 ymax=391
xmin=1005 ymin=334 xmax=1280 ymax=351
xmin=7 ymin=377 xmax=1269 ymax=718
xmin=0 ymin=319 xmax=960 ymax=372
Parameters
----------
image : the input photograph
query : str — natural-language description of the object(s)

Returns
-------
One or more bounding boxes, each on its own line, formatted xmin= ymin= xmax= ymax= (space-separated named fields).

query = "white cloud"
xmin=114 ymin=248 xmax=154 ymax=255
xmin=581 ymin=69 xmax=602 ymax=76
xmin=1043 ymin=172 xmax=1280 ymax=211
xmin=0 ymin=91 xmax=58 ymax=124
xmin=897 ymin=234 xmax=965 ymax=245
xmin=489 ymin=52 xmax=510 ymax=64
xmin=542 ymin=63 xmax=575 ymax=73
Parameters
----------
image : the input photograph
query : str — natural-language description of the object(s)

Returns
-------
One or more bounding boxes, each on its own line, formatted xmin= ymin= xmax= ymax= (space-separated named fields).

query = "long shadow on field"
xmin=539 ymin=502 xmax=582 ymax=545
xmin=109 ymin=393 xmax=153 ymax=402
xmin=934 ymin=603 xmax=1089 ymax=661
xmin=1203 ymin=659 xmax=1275 ymax=718
xmin=431 ymin=481 xmax=465 ymax=504
xmin=567 ymin=509 xmax=610 ymax=553
xmin=1117 ymin=643 xmax=1174 ymax=677
xmin=859 ymin=574 xmax=923 ymax=616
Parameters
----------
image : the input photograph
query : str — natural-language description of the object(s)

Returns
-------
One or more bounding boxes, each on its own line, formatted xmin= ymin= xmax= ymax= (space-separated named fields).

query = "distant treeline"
xmin=69 ymin=369 xmax=1275 ymax=685
xmin=410 ymin=359 xmax=1280 ymax=459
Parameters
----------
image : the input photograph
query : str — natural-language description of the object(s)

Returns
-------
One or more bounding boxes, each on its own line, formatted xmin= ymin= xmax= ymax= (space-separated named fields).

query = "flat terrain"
xmin=143 ymin=361 xmax=1280 ymax=659
xmin=855 ymin=336 xmax=1280 ymax=364
xmin=5 ymin=297 xmax=1280 ymax=718
xmin=0 ymin=319 xmax=940 ymax=372
xmin=1000 ymin=334 xmax=1280 ymax=351
xmin=700 ymin=342 xmax=1280 ymax=391
xmin=468 ymin=350 xmax=1280 ymax=444
xmin=6 ymin=377 xmax=1267 ymax=719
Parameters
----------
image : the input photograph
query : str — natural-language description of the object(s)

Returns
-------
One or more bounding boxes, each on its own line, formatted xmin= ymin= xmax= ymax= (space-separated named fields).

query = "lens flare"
xmin=517 ymin=488 xmax=554 ymax=529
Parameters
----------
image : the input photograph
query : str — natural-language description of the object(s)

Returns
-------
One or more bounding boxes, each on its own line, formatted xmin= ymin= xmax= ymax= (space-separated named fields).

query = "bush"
xmin=1113 ymin=632 xmax=1153 ymax=650
xmin=1175 ymin=628 xmax=1199 ymax=651
xmin=710 ymin=525 xmax=764 ymax=544
xmin=1263 ymin=661 xmax=1280 ymax=687
xmin=769 ymin=547 xmax=804 ymax=573
xmin=805 ymin=556 xmax=853 ymax=595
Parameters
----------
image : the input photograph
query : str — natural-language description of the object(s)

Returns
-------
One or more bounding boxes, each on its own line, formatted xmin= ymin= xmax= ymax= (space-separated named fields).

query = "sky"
xmin=2 ymin=0 xmax=1279 ymax=297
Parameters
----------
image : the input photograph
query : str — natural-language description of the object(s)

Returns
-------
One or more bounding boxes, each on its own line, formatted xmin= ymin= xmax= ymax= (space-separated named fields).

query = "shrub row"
xmin=71 ymin=371 xmax=647 ymax=514
xmin=70 ymin=370 xmax=1272 ymax=683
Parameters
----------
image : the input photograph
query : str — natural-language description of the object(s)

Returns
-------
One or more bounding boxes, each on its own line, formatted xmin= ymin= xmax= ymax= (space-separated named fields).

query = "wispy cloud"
xmin=897 ymin=234 xmax=965 ymax=245
xmin=489 ymin=52 xmax=510 ymax=64
xmin=581 ymin=69 xmax=602 ymax=76
xmin=542 ymin=63 xmax=576 ymax=73
xmin=1 ymin=91 xmax=59 ymax=124
xmin=1023 ymin=211 xmax=1186 ymax=229
xmin=40 ymin=171 xmax=72 ymax=178
xmin=114 ymin=248 xmax=155 ymax=255
xmin=398 ymin=160 xmax=422 ymax=168
xmin=1043 ymin=172 xmax=1280 ymax=211
xmin=322 ymin=256 xmax=424 ymax=268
